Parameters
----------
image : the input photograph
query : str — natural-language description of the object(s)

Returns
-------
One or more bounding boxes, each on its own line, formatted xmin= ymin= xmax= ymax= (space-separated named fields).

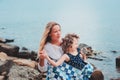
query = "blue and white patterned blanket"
xmin=46 ymin=62 xmax=93 ymax=80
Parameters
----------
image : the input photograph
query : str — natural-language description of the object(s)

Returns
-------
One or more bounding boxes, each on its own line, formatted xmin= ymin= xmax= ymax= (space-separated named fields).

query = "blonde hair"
xmin=38 ymin=21 xmax=61 ymax=53
xmin=61 ymin=33 xmax=79 ymax=53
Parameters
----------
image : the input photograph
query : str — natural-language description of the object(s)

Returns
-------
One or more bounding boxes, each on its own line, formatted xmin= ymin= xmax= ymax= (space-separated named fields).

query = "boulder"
xmin=8 ymin=64 xmax=40 ymax=80
xmin=89 ymin=70 xmax=104 ymax=80
xmin=0 ymin=38 xmax=6 ymax=43
xmin=13 ymin=59 xmax=37 ymax=68
xmin=17 ymin=51 xmax=31 ymax=59
xmin=79 ymin=43 xmax=93 ymax=56
xmin=30 ymin=51 xmax=37 ymax=61
xmin=0 ymin=60 xmax=13 ymax=80
xmin=17 ymin=50 xmax=37 ymax=61
xmin=0 ymin=52 xmax=8 ymax=61
xmin=81 ymin=47 xmax=93 ymax=56
xmin=116 ymin=56 xmax=120 ymax=67
xmin=0 ymin=38 xmax=14 ymax=43
xmin=79 ymin=43 xmax=90 ymax=49
xmin=111 ymin=50 xmax=118 ymax=53
xmin=0 ymin=57 xmax=42 ymax=80
xmin=0 ymin=43 xmax=19 ymax=56
xmin=0 ymin=76 xmax=4 ymax=80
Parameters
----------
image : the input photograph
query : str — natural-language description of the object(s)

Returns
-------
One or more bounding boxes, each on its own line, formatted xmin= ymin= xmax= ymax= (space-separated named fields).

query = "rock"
xmin=92 ymin=50 xmax=102 ymax=55
xmin=0 ymin=38 xmax=14 ymax=43
xmin=21 ymin=47 xmax=28 ymax=50
xmin=116 ymin=67 xmax=120 ymax=73
xmin=89 ymin=70 xmax=104 ymax=80
xmin=8 ymin=64 xmax=40 ymax=80
xmin=111 ymin=50 xmax=117 ymax=53
xmin=79 ymin=43 xmax=94 ymax=56
xmin=0 ymin=61 xmax=5 ymax=66
xmin=0 ymin=27 xmax=5 ymax=30
xmin=17 ymin=50 xmax=37 ymax=61
xmin=0 ymin=52 xmax=8 ymax=61
xmin=0 ymin=60 xmax=13 ymax=80
xmin=0 ymin=43 xmax=19 ymax=56
xmin=79 ymin=43 xmax=90 ymax=49
xmin=0 ymin=56 xmax=43 ymax=80
xmin=0 ymin=38 xmax=6 ymax=43
xmin=116 ymin=56 xmax=120 ymax=67
xmin=5 ymin=39 xmax=14 ymax=43
xmin=81 ymin=47 xmax=93 ymax=56
xmin=17 ymin=51 xmax=31 ymax=59
xmin=0 ymin=76 xmax=4 ymax=80
xmin=30 ymin=51 xmax=37 ymax=61
xmin=13 ymin=59 xmax=37 ymax=68
xmin=88 ymin=56 xmax=103 ymax=61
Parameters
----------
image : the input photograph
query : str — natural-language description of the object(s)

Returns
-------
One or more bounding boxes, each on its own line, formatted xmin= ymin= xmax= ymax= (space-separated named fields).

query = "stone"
xmin=0 ymin=38 xmax=14 ymax=43
xmin=17 ymin=51 xmax=31 ymax=59
xmin=116 ymin=56 xmax=120 ymax=67
xmin=13 ymin=59 xmax=37 ymax=68
xmin=0 ymin=38 xmax=6 ymax=43
xmin=8 ymin=64 xmax=40 ymax=80
xmin=0 ymin=43 xmax=19 ymax=57
xmin=89 ymin=70 xmax=104 ymax=80
xmin=0 ymin=60 xmax=13 ymax=78
xmin=0 ymin=76 xmax=4 ymax=80
xmin=0 ymin=52 xmax=8 ymax=61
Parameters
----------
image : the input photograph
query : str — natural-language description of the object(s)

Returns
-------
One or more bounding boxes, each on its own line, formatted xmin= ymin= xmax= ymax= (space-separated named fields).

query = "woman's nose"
xmin=57 ymin=31 xmax=61 ymax=35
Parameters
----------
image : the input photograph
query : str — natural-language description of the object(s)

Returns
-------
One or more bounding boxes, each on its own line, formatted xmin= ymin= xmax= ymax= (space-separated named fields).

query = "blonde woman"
xmin=38 ymin=21 xmax=63 ymax=72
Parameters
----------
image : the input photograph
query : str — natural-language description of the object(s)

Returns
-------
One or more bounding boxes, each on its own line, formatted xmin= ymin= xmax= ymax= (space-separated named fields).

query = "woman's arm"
xmin=39 ymin=54 xmax=45 ymax=66
xmin=39 ymin=50 xmax=45 ymax=66
xmin=45 ymin=54 xmax=68 ymax=67
xmin=38 ymin=50 xmax=48 ymax=72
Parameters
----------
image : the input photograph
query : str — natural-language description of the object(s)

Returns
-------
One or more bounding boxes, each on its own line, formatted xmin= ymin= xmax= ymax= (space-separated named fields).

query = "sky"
xmin=0 ymin=0 xmax=120 ymax=50
xmin=0 ymin=0 xmax=120 ymax=24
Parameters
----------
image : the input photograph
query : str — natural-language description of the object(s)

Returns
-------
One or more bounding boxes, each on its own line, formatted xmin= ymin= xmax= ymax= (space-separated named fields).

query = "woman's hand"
xmin=38 ymin=50 xmax=47 ymax=66
xmin=39 ymin=50 xmax=46 ymax=59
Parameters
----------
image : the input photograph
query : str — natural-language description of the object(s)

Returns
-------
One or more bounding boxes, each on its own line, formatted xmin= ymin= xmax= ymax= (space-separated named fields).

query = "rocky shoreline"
xmin=0 ymin=37 xmax=120 ymax=80
xmin=0 ymin=58 xmax=43 ymax=80
xmin=0 ymin=38 xmax=44 ymax=80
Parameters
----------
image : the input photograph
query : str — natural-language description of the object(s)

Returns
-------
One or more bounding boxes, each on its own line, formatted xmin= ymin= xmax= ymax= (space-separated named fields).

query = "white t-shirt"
xmin=38 ymin=42 xmax=63 ymax=72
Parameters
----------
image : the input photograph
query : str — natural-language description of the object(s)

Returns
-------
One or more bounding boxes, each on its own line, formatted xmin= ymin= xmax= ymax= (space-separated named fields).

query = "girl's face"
xmin=49 ymin=25 xmax=61 ymax=42
xmin=71 ymin=38 xmax=78 ymax=51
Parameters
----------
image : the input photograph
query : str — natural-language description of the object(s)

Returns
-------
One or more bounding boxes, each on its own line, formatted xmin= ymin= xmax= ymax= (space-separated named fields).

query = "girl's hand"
xmin=42 ymin=50 xmax=48 ymax=58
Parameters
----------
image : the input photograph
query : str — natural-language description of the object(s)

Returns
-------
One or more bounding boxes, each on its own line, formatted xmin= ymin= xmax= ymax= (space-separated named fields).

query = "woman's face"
xmin=49 ymin=25 xmax=61 ymax=42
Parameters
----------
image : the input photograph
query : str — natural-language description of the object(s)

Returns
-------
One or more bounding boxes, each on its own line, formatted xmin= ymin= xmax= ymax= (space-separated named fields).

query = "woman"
xmin=38 ymin=21 xmax=63 ymax=72
xmin=38 ymin=21 xmax=104 ymax=80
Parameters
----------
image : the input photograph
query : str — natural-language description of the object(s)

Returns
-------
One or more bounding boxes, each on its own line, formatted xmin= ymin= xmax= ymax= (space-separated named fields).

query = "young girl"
xmin=44 ymin=33 xmax=93 ymax=72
